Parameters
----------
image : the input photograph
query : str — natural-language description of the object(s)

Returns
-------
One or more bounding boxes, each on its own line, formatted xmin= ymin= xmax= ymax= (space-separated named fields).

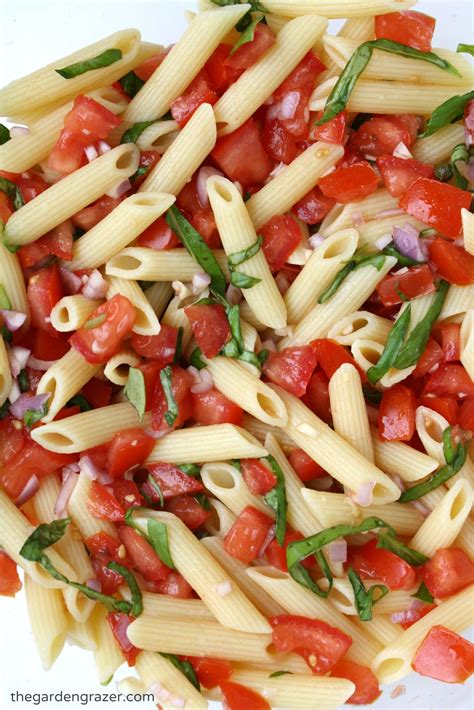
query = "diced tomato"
xmin=348 ymin=538 xmax=417 ymax=590
xmin=139 ymin=361 xmax=164 ymax=410
xmin=375 ymin=11 xmax=436 ymax=52
xmin=312 ymin=111 xmax=347 ymax=144
xmin=419 ymin=548 xmax=474 ymax=599
xmin=186 ymin=657 xmax=232 ymax=690
xmin=133 ymin=150 xmax=160 ymax=189
xmin=265 ymin=530 xmax=308 ymax=572
xmin=459 ymin=398 xmax=474 ymax=432
xmin=331 ymin=660 xmax=381 ymax=705
xmin=224 ymin=505 xmax=274 ymax=564
xmin=132 ymin=325 xmax=179 ymax=363
xmin=185 ymin=303 xmax=230 ymax=358
xmin=377 ymin=155 xmax=433 ymax=198
xmin=438 ymin=322 xmax=461 ymax=362
xmin=225 ymin=23 xmax=276 ymax=71
xmin=274 ymin=51 xmax=326 ymax=100
xmin=191 ymin=207 xmax=221 ymax=248
xmin=18 ymin=220 xmax=74 ymax=269
xmin=134 ymin=50 xmax=168 ymax=81
xmin=153 ymin=570 xmax=193 ymax=598
xmin=318 ymin=163 xmax=378 ymax=204
xmin=262 ymin=118 xmax=298 ymax=164
xmin=241 ymin=459 xmax=277 ymax=496
xmin=310 ymin=339 xmax=366 ymax=382
xmin=27 ymin=264 xmax=64 ymax=336
xmin=145 ymin=462 xmax=204 ymax=500
xmin=263 ymin=345 xmax=317 ymax=396
xmin=420 ymin=395 xmax=458 ymax=425
xmin=152 ymin=365 xmax=193 ymax=431
xmin=412 ymin=626 xmax=474 ymax=683
xmin=192 ymin=388 xmax=243 ymax=426
xmin=261 ymin=213 xmax=302 ymax=272
xmin=83 ymin=443 xmax=109 ymax=471
xmin=204 ymin=44 xmax=234 ymax=92
xmin=165 ymin=495 xmax=211 ymax=530
xmin=171 ymin=74 xmax=218 ymax=127
xmin=0 ymin=193 xmax=13 ymax=222
xmin=111 ymin=478 xmax=144 ymax=511
xmin=117 ymin=525 xmax=170 ymax=581
xmin=278 ymin=83 xmax=313 ymax=138
xmin=428 ymin=238 xmax=474 ymax=285
xmin=0 ymin=416 xmax=26 ymax=468
xmin=302 ymin=370 xmax=332 ymax=424
xmin=72 ymin=196 xmax=122 ymax=231
xmin=376 ymin=264 xmax=436 ymax=306
xmin=81 ymin=378 xmax=113 ymax=409
xmin=70 ymin=294 xmax=136 ymax=364
xmin=412 ymin=337 xmax=444 ymax=378
xmin=288 ymin=449 xmax=326 ymax=481
xmin=211 ymin=119 xmax=272 ymax=187
xmin=220 ymin=681 xmax=270 ymax=710
xmin=270 ymin=615 xmax=352 ymax=674
xmin=349 ymin=116 xmax=413 ymax=159
xmin=423 ymin=363 xmax=474 ymax=399
xmin=106 ymin=429 xmax=155 ymax=478
xmin=398 ymin=603 xmax=437 ymax=629
xmin=136 ymin=216 xmax=180 ymax=250
xmin=30 ymin=330 xmax=68 ymax=362
xmin=378 ymin=384 xmax=417 ymax=442
xmin=0 ymin=551 xmax=22 ymax=597
xmin=13 ymin=172 xmax=49 ymax=203
xmin=176 ymin=172 xmax=202 ymax=217
xmin=85 ymin=531 xmax=125 ymax=596
xmin=292 ymin=187 xmax=335 ymax=224
xmin=464 ymin=99 xmax=474 ymax=140
xmin=88 ymin=481 xmax=125 ymax=522
xmin=106 ymin=613 xmax=140 ymax=665
xmin=400 ymin=178 xmax=471 ymax=239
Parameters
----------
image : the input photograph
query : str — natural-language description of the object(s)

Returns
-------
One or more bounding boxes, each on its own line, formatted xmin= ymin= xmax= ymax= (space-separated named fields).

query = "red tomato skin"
xmin=439 ymin=322 xmax=461 ymax=362
xmin=107 ymin=429 xmax=155 ymax=478
xmin=0 ymin=440 xmax=75 ymax=501
xmin=133 ymin=50 xmax=168 ymax=81
xmin=270 ymin=615 xmax=352 ymax=674
xmin=131 ymin=325 xmax=179 ymax=363
xmin=423 ymin=364 xmax=474 ymax=399
xmin=171 ymin=74 xmax=218 ymax=127
xmin=186 ymin=657 xmax=232 ymax=689
xmin=419 ymin=548 xmax=474 ymax=599
xmin=204 ymin=44 xmax=234 ymax=92
xmin=152 ymin=365 xmax=193 ymax=431
xmin=211 ymin=119 xmax=272 ymax=187
xmin=262 ymin=117 xmax=298 ymax=164
xmin=241 ymin=459 xmax=277 ymax=496
xmin=220 ymin=681 xmax=270 ymax=710
xmin=459 ymin=398 xmax=474 ymax=432
xmin=27 ymin=264 xmax=64 ymax=336
xmin=19 ymin=221 xmax=74 ymax=268
xmin=136 ymin=216 xmax=180 ymax=250
xmin=225 ymin=24 xmax=276 ymax=70
xmin=288 ymin=449 xmax=326 ymax=481
xmin=0 ymin=193 xmax=13 ymax=222
xmin=428 ymin=238 xmax=474 ymax=285
xmin=72 ymin=196 xmax=122 ymax=231
xmin=400 ymin=178 xmax=471 ymax=239
xmin=185 ymin=303 xmax=231 ymax=358
xmin=302 ymin=370 xmax=332 ymax=424
xmin=375 ymin=11 xmax=436 ymax=52
xmin=81 ymin=377 xmax=113 ymax=409
xmin=0 ymin=416 xmax=26 ymax=468
xmin=165 ymin=495 xmax=211 ymax=530
xmin=376 ymin=155 xmax=433 ymax=197
xmin=265 ymin=530 xmax=308 ymax=572
xmin=419 ymin=395 xmax=458 ymax=425
xmin=263 ymin=345 xmax=317 ymax=396
xmin=32 ymin=329 xmax=70 ymax=360
xmin=106 ymin=613 xmax=140 ymax=666
xmin=152 ymin=570 xmax=193 ymax=598
xmin=192 ymin=388 xmax=243 ymax=426
xmin=378 ymin=384 xmax=417 ymax=442
xmin=318 ymin=163 xmax=379 ymax=204
xmin=111 ymin=478 xmax=144 ymax=511
xmin=349 ymin=115 xmax=414 ymax=158
xmin=398 ymin=603 xmax=437 ymax=629
xmin=376 ymin=264 xmax=436 ymax=307
xmin=311 ymin=339 xmax=366 ymax=382
xmin=274 ymin=51 xmax=326 ymax=99
xmin=349 ymin=538 xmax=417 ymax=590
xmin=190 ymin=207 xmax=221 ymax=248
xmin=224 ymin=505 xmax=274 ymax=564
xmin=85 ymin=532 xmax=126 ymax=596
xmin=331 ymin=660 xmax=381 ymax=705
xmin=412 ymin=337 xmax=444 ymax=378
xmin=312 ymin=111 xmax=347 ymax=144
xmin=70 ymin=294 xmax=136 ymax=364
xmin=117 ymin=525 xmax=171 ymax=582
xmin=176 ymin=172 xmax=202 ymax=217
xmin=292 ymin=187 xmax=335 ymax=224
xmin=412 ymin=626 xmax=474 ymax=683
xmin=0 ymin=551 xmax=22 ymax=597
xmin=145 ymin=462 xmax=204 ymax=499
xmin=88 ymin=481 xmax=125 ymax=523
xmin=261 ymin=214 xmax=302 ymax=272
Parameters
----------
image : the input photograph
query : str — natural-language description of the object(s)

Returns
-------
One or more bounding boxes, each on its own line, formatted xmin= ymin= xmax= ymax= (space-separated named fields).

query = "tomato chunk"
xmin=423 ymin=363 xmax=474 ymax=399
xmin=225 ymin=23 xmax=276 ymax=71
xmin=439 ymin=322 xmax=461 ymax=362
xmin=376 ymin=264 xmax=436 ymax=306
xmin=412 ymin=337 xmax=444 ymax=379
xmin=191 ymin=207 xmax=221 ymax=248
xmin=211 ymin=119 xmax=272 ymax=186
xmin=165 ymin=495 xmax=211 ymax=530
xmin=412 ymin=626 xmax=474 ymax=683
xmin=72 ymin=196 xmax=122 ymax=231
xmin=19 ymin=220 xmax=74 ymax=268
xmin=0 ymin=416 xmax=26 ymax=468
xmin=185 ymin=303 xmax=230 ymax=358
xmin=153 ymin=570 xmax=193 ymax=598
xmin=332 ymin=660 xmax=381 ymax=705
xmin=136 ymin=216 xmax=180 ymax=250
xmin=400 ymin=178 xmax=471 ymax=239
xmin=131 ymin=325 xmax=179 ymax=363
xmin=312 ymin=111 xmax=347 ymax=144
xmin=117 ymin=525 xmax=170 ymax=581
xmin=273 ymin=51 xmax=325 ymax=100
xmin=224 ymin=505 xmax=274 ymax=564
xmin=311 ymin=339 xmax=366 ymax=381
xmin=262 ymin=117 xmax=298 ymax=164
xmin=429 ymin=238 xmax=474 ymax=285
xmin=145 ymin=462 xmax=203 ymax=500
xmin=106 ymin=613 xmax=140 ymax=665
xmin=28 ymin=264 xmax=64 ymax=337
xmin=459 ymin=398 xmax=474 ymax=432
xmin=261 ymin=213 xmax=302 ymax=272
xmin=88 ymin=481 xmax=125 ymax=523
xmin=292 ymin=187 xmax=335 ymax=224
xmin=348 ymin=538 xmax=417 ymax=590
xmin=187 ymin=657 xmax=232 ymax=689
xmin=375 ymin=11 xmax=436 ymax=52
xmin=288 ymin=449 xmax=326 ymax=481
xmin=263 ymin=345 xmax=317 ymax=396
xmin=111 ymin=478 xmax=144 ymax=511
xmin=419 ymin=395 xmax=458 ymax=425
xmin=265 ymin=530 xmax=307 ymax=572
xmin=85 ymin=532 xmax=126 ymax=596
xmin=377 ymin=155 xmax=433 ymax=197
xmin=107 ymin=429 xmax=155 ymax=478
xmin=419 ymin=548 xmax=474 ymax=599
xmin=302 ymin=370 xmax=332 ymax=424
xmin=171 ymin=74 xmax=218 ymax=128
xmin=378 ymin=383 xmax=417 ymax=441
xmin=192 ymin=388 xmax=243 ymax=426
xmin=204 ymin=44 xmax=234 ymax=92
xmin=318 ymin=163 xmax=378 ymax=203
xmin=70 ymin=294 xmax=136 ymax=364
xmin=241 ymin=459 xmax=277 ymax=496
xmin=220 ymin=681 xmax=270 ymax=710
xmin=0 ymin=552 xmax=22 ymax=597
xmin=349 ymin=115 xmax=414 ymax=158
xmin=464 ymin=99 xmax=474 ymax=140
xmin=152 ymin=365 xmax=193 ymax=431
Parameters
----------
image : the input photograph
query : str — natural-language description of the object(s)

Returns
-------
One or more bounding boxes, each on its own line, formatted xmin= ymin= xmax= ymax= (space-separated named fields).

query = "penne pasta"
xmin=24 ymin=576 xmax=69 ymax=671
xmin=106 ymin=247 xmax=230 ymax=281
xmin=50 ymin=295 xmax=102 ymax=332
xmin=260 ymin=1 xmax=416 ymax=18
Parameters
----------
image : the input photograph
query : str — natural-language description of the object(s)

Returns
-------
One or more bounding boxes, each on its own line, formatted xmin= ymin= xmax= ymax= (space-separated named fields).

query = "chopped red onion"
xmin=98 ymin=140 xmax=111 ymax=155
xmin=351 ymin=480 xmax=376 ymax=506
xmin=328 ymin=540 xmax=347 ymax=563
xmin=59 ymin=265 xmax=83 ymax=294
xmin=79 ymin=455 xmax=102 ymax=481
xmin=374 ymin=234 xmax=393 ymax=251
xmin=84 ymin=145 xmax=98 ymax=162
xmin=10 ymin=392 xmax=50 ymax=420
xmin=97 ymin=471 xmax=114 ymax=485
xmin=9 ymin=379 xmax=21 ymax=403
xmin=27 ymin=355 xmax=58 ymax=371
xmin=54 ymin=471 xmax=79 ymax=517
xmin=0 ymin=310 xmax=27 ymax=331
xmin=106 ymin=179 xmax=131 ymax=199
xmin=170 ymin=696 xmax=185 ymax=709
xmin=149 ymin=682 xmax=171 ymax=703
xmin=15 ymin=475 xmax=39 ymax=507
xmin=392 ymin=142 xmax=412 ymax=159
xmin=225 ymin=283 xmax=243 ymax=305
xmin=260 ymin=338 xmax=277 ymax=352
xmin=375 ymin=208 xmax=404 ymax=219
xmin=309 ymin=233 xmax=325 ymax=250
xmin=189 ymin=367 xmax=213 ymax=394
xmin=10 ymin=125 xmax=30 ymax=137
xmin=191 ymin=271 xmax=211 ymax=294
xmin=196 ymin=166 xmax=223 ymax=207
xmin=411 ymin=499 xmax=431 ymax=517
xmin=215 ymin=580 xmax=232 ymax=597
xmin=8 ymin=345 xmax=31 ymax=377
xmin=465 ymin=127 xmax=473 ymax=147
xmin=392 ymin=474 xmax=405 ymax=492
xmin=390 ymin=685 xmax=406 ymax=699
xmin=393 ymin=225 xmax=428 ymax=262
xmin=86 ymin=578 xmax=102 ymax=592
xmin=267 ymin=91 xmax=300 ymax=120
xmin=351 ymin=210 xmax=365 ymax=227
xmin=82 ymin=269 xmax=109 ymax=299
xmin=259 ymin=524 xmax=276 ymax=557
xmin=62 ymin=463 xmax=81 ymax=481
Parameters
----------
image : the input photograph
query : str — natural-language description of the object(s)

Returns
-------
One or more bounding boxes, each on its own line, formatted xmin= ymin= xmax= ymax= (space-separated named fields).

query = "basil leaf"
xmin=120 ymin=120 xmax=157 ymax=145
xmin=367 ymin=304 xmax=412 ymax=385
xmin=107 ymin=561 xmax=143 ymax=616
xmin=393 ymin=280 xmax=449 ymax=369
xmin=173 ymin=326 xmax=184 ymax=364
xmin=238 ymin=350 xmax=261 ymax=368
xmin=226 ymin=303 xmax=244 ymax=351
xmin=0 ymin=400 xmax=10 ymax=419
xmin=362 ymin=385 xmax=382 ymax=404
xmin=258 ymin=349 xmax=269 ymax=367
xmin=0 ymin=124 xmax=11 ymax=145
xmin=457 ymin=43 xmax=474 ymax=56
xmin=318 ymin=254 xmax=386 ymax=304
xmin=55 ymin=49 xmax=123 ymax=78
xmin=421 ymin=91 xmax=474 ymax=138
xmin=382 ymin=244 xmax=422 ymax=267
xmin=24 ymin=400 xmax=49 ymax=428
xmin=100 ymin=676 xmax=114 ymax=687
xmin=317 ymin=40 xmax=462 ymax=126
xmin=269 ymin=671 xmax=293 ymax=678
xmin=179 ymin=463 xmax=201 ymax=477
xmin=412 ymin=582 xmax=434 ymax=604
xmin=232 ymin=459 xmax=242 ymax=472
xmin=443 ymin=425 xmax=456 ymax=464
xmin=263 ymin=455 xmax=287 ymax=546
xmin=190 ymin=347 xmax=206 ymax=370
xmin=399 ymin=441 xmax=467 ymax=502
xmin=84 ymin=313 xmax=107 ymax=330
xmin=166 ymin=206 xmax=226 ymax=295
xmin=230 ymin=15 xmax=262 ymax=56
xmin=450 ymin=143 xmax=470 ymax=190
xmin=119 ymin=71 xmax=145 ymax=98
xmin=147 ymin=519 xmax=175 ymax=569
xmin=230 ymin=271 xmax=262 ymax=288
xmin=377 ymin=533 xmax=429 ymax=566
xmin=228 ymin=235 xmax=263 ymax=268
xmin=159 ymin=365 xmax=178 ymax=427
xmin=434 ymin=162 xmax=454 ymax=182
xmin=66 ymin=394 xmax=93 ymax=412
xmin=123 ymin=367 xmax=146 ymax=422
xmin=289 ymin=560 xmax=330 ymax=598
xmin=348 ymin=567 xmax=388 ymax=621
xmin=0 ymin=284 xmax=12 ymax=310
xmin=0 ymin=326 xmax=12 ymax=343
xmin=158 ymin=653 xmax=200 ymax=691
xmin=147 ymin=474 xmax=164 ymax=508
xmin=194 ymin=493 xmax=211 ymax=511
xmin=0 ymin=177 xmax=25 ymax=211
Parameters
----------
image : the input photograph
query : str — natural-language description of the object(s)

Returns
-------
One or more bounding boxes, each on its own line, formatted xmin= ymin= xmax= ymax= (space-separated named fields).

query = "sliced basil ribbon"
xmin=66 ymin=394 xmax=93 ymax=412
xmin=147 ymin=519 xmax=175 ymax=569
xmin=159 ymin=365 xmax=178 ymax=427
xmin=147 ymin=474 xmax=165 ymax=507
xmin=173 ymin=327 xmax=184 ymax=364
xmin=120 ymin=120 xmax=157 ymax=144
xmin=443 ymin=425 xmax=456 ymax=465
xmin=227 ymin=236 xmax=263 ymax=267
xmin=382 ymin=244 xmax=422 ymax=267
xmin=376 ymin=534 xmax=429 ymax=566
xmin=158 ymin=654 xmax=200 ymax=691
xmin=399 ymin=440 xmax=467 ymax=502
xmin=457 ymin=43 xmax=474 ymax=56
xmin=84 ymin=313 xmax=107 ymax=330
xmin=450 ymin=143 xmax=471 ymax=190
xmin=412 ymin=582 xmax=434 ymax=604
xmin=123 ymin=366 xmax=146 ymax=422
xmin=119 ymin=71 xmax=145 ymax=98
xmin=0 ymin=177 xmax=24 ymax=211
xmin=0 ymin=125 xmax=11 ymax=145
xmin=318 ymin=253 xmax=386 ymax=304
xmin=230 ymin=271 xmax=261 ymax=288
xmin=230 ymin=15 xmax=262 ymax=55
xmin=367 ymin=304 xmax=412 ymax=385
xmin=421 ymin=90 xmax=474 ymax=138
xmin=262 ymin=455 xmax=287 ymax=546
xmin=55 ymin=49 xmax=123 ymax=78
xmin=348 ymin=567 xmax=388 ymax=621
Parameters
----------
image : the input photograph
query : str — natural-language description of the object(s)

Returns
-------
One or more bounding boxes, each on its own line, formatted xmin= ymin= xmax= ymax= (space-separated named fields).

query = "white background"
xmin=0 ymin=1 xmax=473 ymax=708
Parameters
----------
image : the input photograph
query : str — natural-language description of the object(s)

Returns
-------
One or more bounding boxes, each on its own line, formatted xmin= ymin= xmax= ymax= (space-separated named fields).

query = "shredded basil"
xmin=158 ymin=654 xmax=200 ymax=691
xmin=190 ymin=347 xmax=206 ymax=370
xmin=367 ymin=305 xmax=412 ymax=385
xmin=159 ymin=365 xmax=178 ymax=427
xmin=450 ymin=143 xmax=471 ymax=190
xmin=0 ymin=177 xmax=24 ymax=211
xmin=348 ymin=567 xmax=388 ymax=621
xmin=269 ymin=671 xmax=293 ymax=678
xmin=228 ymin=236 xmax=263 ymax=268
xmin=230 ymin=271 xmax=262 ymax=288
xmin=382 ymin=244 xmax=422 ymax=267
xmin=108 ymin=561 xmax=143 ymax=616
xmin=55 ymin=49 xmax=123 ymax=79
xmin=443 ymin=425 xmax=456 ymax=465
xmin=0 ymin=400 xmax=10 ymax=419
xmin=232 ymin=459 xmax=242 ymax=472
xmin=147 ymin=474 xmax=164 ymax=508
xmin=119 ymin=71 xmax=145 ymax=97
xmin=230 ymin=15 xmax=262 ymax=56
xmin=362 ymin=385 xmax=382 ymax=404
xmin=457 ymin=43 xmax=474 ymax=56
xmin=412 ymin=582 xmax=434 ymax=604
xmin=24 ymin=399 xmax=50 ymax=428
xmin=377 ymin=534 xmax=429 ymax=566
xmin=0 ymin=326 xmax=12 ymax=343
xmin=0 ymin=125 xmax=11 ymax=145
xmin=179 ymin=463 xmax=201 ymax=477
xmin=318 ymin=253 xmax=386 ymax=304
xmin=399 ymin=439 xmax=467 ymax=502
xmin=173 ymin=326 xmax=184 ymax=364
xmin=0 ymin=284 xmax=12 ymax=310
xmin=262 ymin=455 xmax=287 ymax=546
xmin=66 ymin=394 xmax=93 ymax=412
xmin=120 ymin=120 xmax=157 ymax=145
xmin=434 ymin=162 xmax=454 ymax=182
xmin=147 ymin=519 xmax=175 ymax=569
xmin=421 ymin=90 xmax=474 ymax=138
xmin=258 ymin=349 xmax=270 ymax=367
xmin=194 ymin=493 xmax=211 ymax=511
xmin=316 ymin=40 xmax=461 ymax=126
xmin=18 ymin=369 xmax=30 ymax=394
xmin=83 ymin=313 xmax=107 ymax=330
xmin=123 ymin=367 xmax=146 ymax=422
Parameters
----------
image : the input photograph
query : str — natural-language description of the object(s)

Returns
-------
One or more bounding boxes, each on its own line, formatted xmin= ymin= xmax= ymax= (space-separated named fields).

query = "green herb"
xmin=269 ymin=671 xmax=293 ymax=678
xmin=318 ymin=253 xmax=386 ymax=304
xmin=0 ymin=125 xmax=11 ymax=145
xmin=230 ymin=271 xmax=261 ymax=288
xmin=100 ymin=676 xmax=113 ymax=686
xmin=263 ymin=455 xmax=287 ymax=546
xmin=159 ymin=365 xmax=178 ymax=427
xmin=123 ymin=367 xmax=146 ymax=422
xmin=421 ymin=91 xmax=474 ymax=138
xmin=158 ymin=653 xmax=200 ymax=691
xmin=258 ymin=349 xmax=269 ymax=367
xmin=393 ymin=280 xmax=449 ymax=369
xmin=190 ymin=347 xmax=206 ymax=370
xmin=377 ymin=534 xmax=429 ymax=565
xmin=450 ymin=143 xmax=471 ymax=190
xmin=362 ymin=385 xmax=382 ymax=404
xmin=457 ymin=43 xmax=474 ymax=56
xmin=399 ymin=439 xmax=467 ymax=502
xmin=232 ymin=459 xmax=242 ymax=472
xmin=108 ymin=561 xmax=143 ymax=616
xmin=173 ymin=326 xmax=184 ymax=364
xmin=419 ymin=229 xmax=437 ymax=238
xmin=434 ymin=162 xmax=454 ymax=182
xmin=443 ymin=425 xmax=456 ymax=464
xmin=412 ymin=582 xmax=434 ymax=604
xmin=0 ymin=284 xmax=12 ymax=310
xmin=119 ymin=71 xmax=145 ymax=98
xmin=147 ymin=475 xmax=164 ymax=508
xmin=179 ymin=463 xmax=201 ymax=477
xmin=348 ymin=567 xmax=388 ymax=621
xmin=367 ymin=304 xmax=411 ymax=385
xmin=167 ymin=206 xmax=226 ymax=295
xmin=18 ymin=369 xmax=30 ymax=394
xmin=395 ymin=288 xmax=409 ymax=303
xmin=73 ymin=226 xmax=86 ymax=241
xmin=55 ymin=49 xmax=122 ymax=79
xmin=0 ymin=177 xmax=25 ymax=211
xmin=66 ymin=394 xmax=93 ymax=412
xmin=147 ymin=519 xmax=175 ymax=569
xmin=194 ymin=493 xmax=211 ymax=511
xmin=230 ymin=15 xmax=263 ymax=55
xmin=0 ymin=326 xmax=12 ymax=343
xmin=24 ymin=399 xmax=50 ymax=428
xmin=227 ymin=236 xmax=263 ymax=267
xmin=84 ymin=313 xmax=106 ymax=330
xmin=382 ymin=244 xmax=422 ymax=267
xmin=120 ymin=120 xmax=157 ymax=144
xmin=226 ymin=303 xmax=244 ymax=351
xmin=317 ymin=40 xmax=461 ymax=126
xmin=0 ymin=400 xmax=10 ymax=419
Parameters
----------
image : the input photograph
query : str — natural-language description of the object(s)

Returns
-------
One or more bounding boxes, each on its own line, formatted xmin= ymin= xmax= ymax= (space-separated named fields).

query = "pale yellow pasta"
xmin=350 ymin=339 xmax=385 ymax=377
xmin=103 ymin=347 xmax=141 ymax=386
xmin=330 ymin=363 xmax=374 ymax=461
xmin=0 ymin=337 xmax=12 ymax=406
xmin=204 ymin=499 xmax=236 ymax=538
xmin=343 ymin=81 xmax=457 ymax=116
xmin=50 ymin=295 xmax=102 ymax=333
xmin=413 ymin=122 xmax=465 ymax=164
xmin=280 ymin=256 xmax=397 ymax=347
xmin=214 ymin=16 xmax=328 ymax=134
xmin=460 ymin=309 xmax=474 ymax=379
xmin=357 ymin=214 xmax=427 ymax=249
xmin=89 ymin=606 xmax=124 ymax=683
xmin=319 ymin=189 xmax=398 ymax=237
xmin=5 ymin=144 xmax=140 ymax=246
xmin=327 ymin=311 xmax=392 ymax=346
xmin=355 ymin=616 xmax=403 ymax=646
xmin=284 ymin=229 xmax=358 ymax=323
xmin=160 ymin=297 xmax=193 ymax=351
xmin=135 ymin=651 xmax=207 ymax=710
xmin=139 ymin=103 xmax=216 ymax=194
xmin=67 ymin=618 xmax=97 ymax=651
xmin=144 ymin=282 xmax=173 ymax=317
xmin=438 ymin=284 xmax=474 ymax=321
xmin=70 ymin=192 xmax=174 ymax=270
xmin=370 ymin=426 xmax=438 ymax=482
xmin=135 ymin=120 xmax=179 ymax=152
xmin=338 ymin=16 xmax=375 ymax=40
xmin=137 ymin=592 xmax=214 ymax=620
xmin=239 ymin=301 xmax=267 ymax=332
xmin=260 ymin=0 xmax=416 ymax=18
xmin=105 ymin=247 xmax=230 ymax=281
xmin=68 ymin=471 xmax=116 ymax=539
xmin=24 ymin=576 xmax=68 ymax=670
xmin=242 ymin=413 xmax=297 ymax=451
xmin=106 ymin=275 xmax=160 ymax=335
xmin=207 ymin=176 xmax=287 ymax=329
xmin=371 ymin=586 xmax=474 ymax=683
xmin=123 ymin=5 xmax=248 ymax=121
xmin=200 ymin=462 xmax=273 ymax=517
xmin=0 ymin=242 xmax=30 ymax=323
xmin=415 ymin=405 xmax=450 ymax=463
xmin=246 ymin=142 xmax=344 ymax=231
xmin=265 ymin=13 xmax=292 ymax=33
